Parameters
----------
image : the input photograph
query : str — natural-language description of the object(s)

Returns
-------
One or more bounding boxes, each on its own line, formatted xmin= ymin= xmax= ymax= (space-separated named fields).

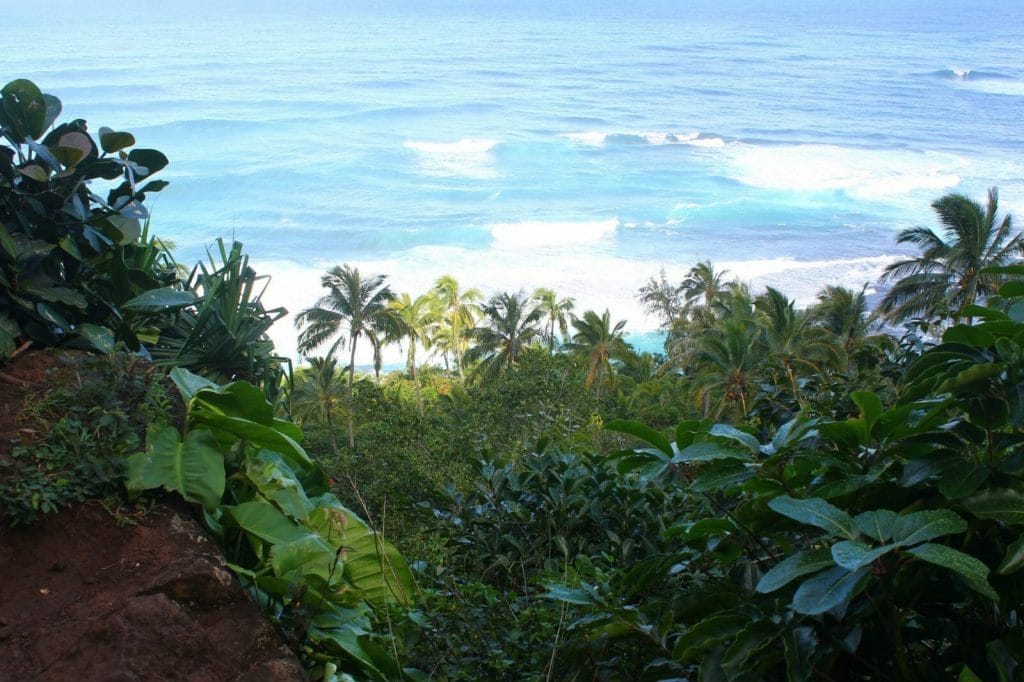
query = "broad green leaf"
xmin=791 ymin=566 xmax=871 ymax=615
xmin=690 ymin=460 xmax=755 ymax=493
xmin=890 ymin=509 xmax=967 ymax=546
xmin=938 ymin=461 xmax=990 ymax=500
xmin=962 ymin=304 xmax=1008 ymax=321
xmin=818 ymin=421 xmax=862 ymax=448
xmin=721 ymin=620 xmax=777 ymax=679
xmin=958 ymin=665 xmax=984 ymax=682
xmin=676 ymin=418 xmax=712 ymax=448
xmin=52 ymin=131 xmax=92 ymax=168
xmin=964 ymin=489 xmax=1024 ymax=524
xmin=127 ymin=148 xmax=169 ymax=177
xmin=123 ymin=287 xmax=196 ymax=311
xmin=676 ymin=441 xmax=751 ymax=463
xmin=938 ymin=363 xmax=1004 ymax=394
xmin=831 ymin=540 xmax=898 ymax=571
xmin=709 ymin=423 xmax=761 ymax=455
xmin=41 ymin=93 xmax=61 ymax=132
xmin=997 ymin=535 xmax=1024 ymax=575
xmin=25 ymin=285 xmax=87 ymax=308
xmin=545 ymin=583 xmax=599 ymax=606
xmin=244 ymin=450 xmax=314 ymax=523
xmin=854 ymin=509 xmax=900 ymax=542
xmin=986 ymin=631 xmax=1024 ymax=682
xmin=98 ymin=127 xmax=136 ymax=154
xmin=665 ymin=518 xmax=734 ymax=543
xmin=784 ymin=627 xmax=817 ymax=682
xmin=756 ymin=549 xmax=834 ymax=593
xmin=605 ymin=419 xmax=673 ymax=456
xmin=943 ymin=325 xmax=996 ymax=347
xmin=126 ymin=424 xmax=225 ymax=511
xmin=851 ymin=391 xmax=883 ymax=440
xmin=672 ymin=614 xmax=748 ymax=662
xmin=309 ymin=494 xmax=415 ymax=606
xmin=225 ymin=499 xmax=308 ymax=546
xmin=907 ymin=543 xmax=998 ymax=600
xmin=270 ymin=533 xmax=340 ymax=584
xmin=170 ymin=366 xmax=218 ymax=400
xmin=18 ymin=164 xmax=48 ymax=182
xmin=36 ymin=302 xmax=69 ymax=330
xmin=2 ymin=79 xmax=47 ymax=140
xmin=194 ymin=380 xmax=275 ymax=425
xmin=192 ymin=412 xmax=314 ymax=472
xmin=768 ymin=495 xmax=859 ymax=540
xmin=73 ymin=324 xmax=116 ymax=353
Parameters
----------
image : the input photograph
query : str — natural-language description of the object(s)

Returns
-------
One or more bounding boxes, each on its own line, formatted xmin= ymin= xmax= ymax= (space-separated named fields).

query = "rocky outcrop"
xmin=0 ymin=502 xmax=306 ymax=682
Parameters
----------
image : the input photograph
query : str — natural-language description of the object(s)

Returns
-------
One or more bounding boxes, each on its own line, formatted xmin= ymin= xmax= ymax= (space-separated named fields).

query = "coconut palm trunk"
xmin=347 ymin=336 xmax=358 ymax=449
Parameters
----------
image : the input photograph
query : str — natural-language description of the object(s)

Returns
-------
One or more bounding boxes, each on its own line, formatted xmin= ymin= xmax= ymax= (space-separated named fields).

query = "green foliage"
xmin=125 ymin=368 xmax=415 ymax=680
xmin=406 ymin=446 xmax=691 ymax=679
xmin=0 ymin=78 xmax=179 ymax=356
xmin=541 ymin=287 xmax=1024 ymax=680
xmin=0 ymin=353 xmax=171 ymax=525
xmin=149 ymin=239 xmax=288 ymax=401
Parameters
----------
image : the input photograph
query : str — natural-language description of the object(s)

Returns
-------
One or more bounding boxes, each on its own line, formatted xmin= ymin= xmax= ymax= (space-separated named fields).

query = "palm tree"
xmin=290 ymin=355 xmax=347 ymax=456
xmin=809 ymin=284 xmax=872 ymax=371
xmin=567 ymin=309 xmax=629 ymax=398
xmin=532 ymin=287 xmax=575 ymax=351
xmin=691 ymin=319 xmax=764 ymax=420
xmin=681 ymin=261 xmax=730 ymax=326
xmin=433 ymin=274 xmax=482 ymax=381
xmin=390 ymin=292 xmax=439 ymax=416
xmin=755 ymin=287 xmax=834 ymax=407
xmin=294 ymin=265 xmax=401 ymax=448
xmin=464 ymin=290 xmax=543 ymax=382
xmin=879 ymin=188 xmax=1023 ymax=324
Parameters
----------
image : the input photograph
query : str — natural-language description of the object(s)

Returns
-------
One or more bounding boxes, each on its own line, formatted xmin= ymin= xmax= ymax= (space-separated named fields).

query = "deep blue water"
xmin=12 ymin=0 xmax=1024 ymax=360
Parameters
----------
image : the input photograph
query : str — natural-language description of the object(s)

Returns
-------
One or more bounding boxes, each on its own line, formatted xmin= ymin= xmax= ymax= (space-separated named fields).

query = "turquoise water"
xmin=12 ymin=0 xmax=1024 ymax=361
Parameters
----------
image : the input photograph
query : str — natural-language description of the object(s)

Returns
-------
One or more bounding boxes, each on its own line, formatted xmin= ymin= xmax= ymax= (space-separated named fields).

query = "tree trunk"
xmin=347 ymin=338 xmax=357 ymax=449
xmin=409 ymin=342 xmax=424 ymax=417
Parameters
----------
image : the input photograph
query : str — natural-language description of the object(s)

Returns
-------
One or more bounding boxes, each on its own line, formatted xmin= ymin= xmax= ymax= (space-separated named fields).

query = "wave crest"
xmin=490 ymin=218 xmax=619 ymax=248
xmin=560 ymin=130 xmax=725 ymax=148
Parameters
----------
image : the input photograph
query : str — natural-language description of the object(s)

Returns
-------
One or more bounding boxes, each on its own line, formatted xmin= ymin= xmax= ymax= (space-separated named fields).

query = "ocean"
xmin=11 ymin=0 xmax=1024 ymax=363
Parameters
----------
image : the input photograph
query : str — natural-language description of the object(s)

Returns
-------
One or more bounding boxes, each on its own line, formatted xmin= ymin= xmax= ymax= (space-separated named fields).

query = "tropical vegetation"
xmin=5 ymin=76 xmax=1024 ymax=680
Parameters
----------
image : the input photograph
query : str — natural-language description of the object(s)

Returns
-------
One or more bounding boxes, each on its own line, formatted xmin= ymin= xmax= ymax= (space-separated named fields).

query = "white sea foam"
xmin=722 ymin=143 xmax=965 ymax=200
xmin=403 ymin=138 xmax=500 ymax=154
xmin=715 ymin=255 xmax=894 ymax=306
xmin=560 ymin=130 xmax=725 ymax=148
xmin=403 ymin=138 xmax=500 ymax=178
xmin=256 ymin=249 xmax=900 ymax=367
xmin=490 ymin=218 xmax=619 ymax=248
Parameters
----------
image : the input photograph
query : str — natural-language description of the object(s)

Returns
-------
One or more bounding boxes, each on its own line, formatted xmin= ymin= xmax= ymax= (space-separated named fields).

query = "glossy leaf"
xmin=768 ymin=495 xmax=859 ymax=540
xmin=309 ymin=495 xmax=415 ymax=606
xmin=854 ymin=509 xmax=899 ymax=542
xmin=672 ymin=614 xmax=748 ymax=662
xmin=791 ymin=566 xmax=871 ymax=615
xmin=756 ymin=549 xmax=834 ymax=593
xmin=890 ymin=509 xmax=967 ymax=546
xmin=126 ymin=424 xmax=225 ymax=511
xmin=784 ymin=627 xmax=817 ymax=682
xmin=605 ymin=419 xmax=673 ymax=456
xmin=907 ymin=543 xmax=998 ymax=600
xmin=123 ymin=287 xmax=196 ymax=311
xmin=831 ymin=540 xmax=897 ymax=571
xmin=964 ymin=489 xmax=1024 ymax=524
xmin=996 ymin=536 xmax=1024 ymax=575
xmin=98 ymin=127 xmax=136 ymax=153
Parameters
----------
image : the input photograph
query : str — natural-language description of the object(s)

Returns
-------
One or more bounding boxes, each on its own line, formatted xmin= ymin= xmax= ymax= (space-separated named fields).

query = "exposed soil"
xmin=0 ymin=351 xmax=306 ymax=681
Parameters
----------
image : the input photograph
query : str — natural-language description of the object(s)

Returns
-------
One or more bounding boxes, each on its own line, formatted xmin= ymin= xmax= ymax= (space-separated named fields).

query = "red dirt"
xmin=0 ymin=352 xmax=306 ymax=681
